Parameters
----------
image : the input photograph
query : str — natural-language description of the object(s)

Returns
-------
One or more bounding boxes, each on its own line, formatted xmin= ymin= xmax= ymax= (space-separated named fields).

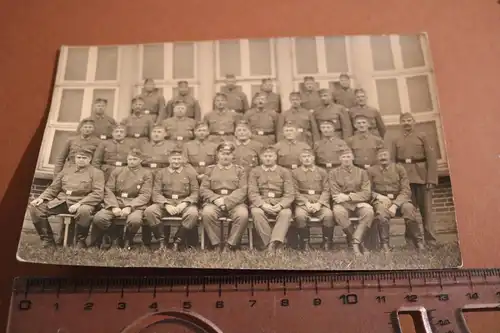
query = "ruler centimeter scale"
xmin=7 ymin=269 xmax=500 ymax=333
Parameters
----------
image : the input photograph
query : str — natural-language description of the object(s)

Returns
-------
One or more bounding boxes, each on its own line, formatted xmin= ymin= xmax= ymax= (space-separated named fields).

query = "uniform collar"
xmin=403 ymin=129 xmax=414 ymax=137
xmin=128 ymin=165 xmax=141 ymax=172
xmin=152 ymin=140 xmax=165 ymax=146
xmin=341 ymin=164 xmax=354 ymax=172
xmin=217 ymin=163 xmax=233 ymax=170
xmin=236 ymin=139 xmax=251 ymax=146
xmin=113 ymin=139 xmax=125 ymax=144
xmin=301 ymin=165 xmax=316 ymax=172
xmin=131 ymin=112 xmax=143 ymax=119
xmin=168 ymin=166 xmax=183 ymax=173
xmin=262 ymin=165 xmax=277 ymax=172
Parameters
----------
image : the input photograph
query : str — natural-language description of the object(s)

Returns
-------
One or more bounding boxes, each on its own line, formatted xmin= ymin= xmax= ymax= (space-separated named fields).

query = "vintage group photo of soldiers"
xmin=17 ymin=36 xmax=461 ymax=270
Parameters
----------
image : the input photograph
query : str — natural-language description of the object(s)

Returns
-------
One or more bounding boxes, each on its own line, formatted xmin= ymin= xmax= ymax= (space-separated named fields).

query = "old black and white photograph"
xmin=17 ymin=33 xmax=462 ymax=270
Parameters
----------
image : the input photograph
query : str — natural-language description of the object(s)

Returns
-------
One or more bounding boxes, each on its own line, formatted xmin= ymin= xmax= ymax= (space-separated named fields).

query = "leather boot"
xmin=267 ymin=240 xmax=278 ymax=253
xmin=172 ymin=227 xmax=188 ymax=252
xmin=352 ymin=223 xmax=368 ymax=255
xmin=152 ymin=224 xmax=166 ymax=250
xmin=75 ymin=225 xmax=89 ymax=249
xmin=378 ymin=218 xmax=391 ymax=252
xmin=343 ymin=225 xmax=355 ymax=248
xmin=88 ymin=226 xmax=104 ymax=248
xmin=34 ymin=220 xmax=56 ymax=248
xmin=352 ymin=243 xmax=363 ymax=256
xmin=297 ymin=227 xmax=311 ymax=251
xmin=405 ymin=219 xmax=424 ymax=249
xmin=322 ymin=226 xmax=334 ymax=251
xmin=123 ymin=227 xmax=135 ymax=250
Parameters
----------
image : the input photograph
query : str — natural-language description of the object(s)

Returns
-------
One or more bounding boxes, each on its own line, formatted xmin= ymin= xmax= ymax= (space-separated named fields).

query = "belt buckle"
xmin=65 ymin=190 xmax=72 ymax=195
xmin=99 ymin=135 xmax=107 ymax=140
xmin=150 ymin=163 xmax=157 ymax=168
xmin=268 ymin=192 xmax=275 ymax=198
xmin=326 ymin=163 xmax=333 ymax=168
xmin=134 ymin=133 xmax=140 ymax=138
xmin=220 ymin=189 xmax=228 ymax=195
xmin=309 ymin=109 xmax=314 ymax=113
xmin=387 ymin=194 xmax=394 ymax=199
xmin=298 ymin=128 xmax=304 ymax=133
xmin=115 ymin=162 xmax=123 ymax=166
xmin=405 ymin=158 xmax=412 ymax=164
xmin=144 ymin=110 xmax=151 ymax=115
xmin=121 ymin=193 xmax=128 ymax=198
xmin=364 ymin=164 xmax=370 ymax=169
xmin=257 ymin=130 xmax=264 ymax=135
xmin=199 ymin=161 xmax=206 ymax=166
xmin=176 ymin=136 xmax=183 ymax=141
xmin=172 ymin=194 xmax=179 ymax=199
xmin=291 ymin=164 xmax=297 ymax=169
xmin=218 ymin=131 xmax=225 ymax=135
xmin=307 ymin=190 xmax=315 ymax=195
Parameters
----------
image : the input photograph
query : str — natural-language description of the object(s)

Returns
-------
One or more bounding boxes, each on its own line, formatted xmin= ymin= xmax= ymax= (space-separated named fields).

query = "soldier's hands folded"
xmin=261 ymin=203 xmax=275 ymax=215
xmin=121 ymin=207 xmax=132 ymax=216
xmin=68 ymin=203 xmax=81 ymax=213
xmin=165 ymin=204 xmax=178 ymax=215
xmin=388 ymin=204 xmax=398 ymax=218
xmin=333 ymin=193 xmax=350 ymax=203
xmin=214 ymin=198 xmax=225 ymax=207
xmin=112 ymin=207 xmax=122 ymax=216
xmin=176 ymin=202 xmax=188 ymax=212
xmin=310 ymin=203 xmax=321 ymax=213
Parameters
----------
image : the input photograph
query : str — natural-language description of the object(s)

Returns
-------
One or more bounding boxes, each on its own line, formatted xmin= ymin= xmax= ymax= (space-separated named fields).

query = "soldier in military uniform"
xmin=140 ymin=126 xmax=180 ymax=171
xmin=329 ymin=148 xmax=374 ymax=255
xmin=160 ymin=100 xmax=196 ymax=146
xmin=200 ymin=142 xmax=249 ymax=251
xmin=91 ymin=149 xmax=153 ymax=250
xmin=332 ymin=73 xmax=357 ymax=109
xmin=243 ymin=92 xmax=278 ymax=146
xmin=391 ymin=112 xmax=438 ymax=245
xmin=220 ymin=73 xmax=249 ymax=115
xmin=53 ymin=118 xmax=101 ymax=176
xmin=314 ymin=120 xmax=349 ymax=170
xmin=251 ymin=78 xmax=281 ymax=113
xmin=292 ymin=148 xmax=334 ymax=250
xmin=232 ymin=120 xmax=263 ymax=173
xmin=314 ymin=89 xmax=352 ymax=139
xmin=349 ymin=88 xmax=386 ymax=138
xmin=274 ymin=122 xmax=311 ymax=170
xmin=121 ymin=96 xmax=154 ymax=147
xmin=204 ymin=93 xmax=240 ymax=144
xmin=87 ymin=98 xmax=117 ymax=140
xmin=300 ymin=76 xmax=322 ymax=112
xmin=162 ymin=81 xmax=201 ymax=122
xmin=28 ymin=148 xmax=105 ymax=248
xmin=92 ymin=124 xmax=138 ymax=180
xmin=277 ymin=92 xmax=320 ymax=146
xmin=367 ymin=148 xmax=425 ymax=253
xmin=137 ymin=78 xmax=166 ymax=124
xmin=248 ymin=146 xmax=294 ymax=252
xmin=183 ymin=122 xmax=218 ymax=182
xmin=345 ymin=114 xmax=385 ymax=170
xmin=144 ymin=149 xmax=200 ymax=251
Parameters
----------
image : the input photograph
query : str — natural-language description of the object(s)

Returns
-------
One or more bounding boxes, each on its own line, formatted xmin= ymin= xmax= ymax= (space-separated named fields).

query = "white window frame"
xmin=215 ymin=38 xmax=277 ymax=81
xmin=213 ymin=79 xmax=280 ymax=108
xmin=133 ymin=84 xmax=200 ymax=104
xmin=291 ymin=36 xmax=353 ymax=79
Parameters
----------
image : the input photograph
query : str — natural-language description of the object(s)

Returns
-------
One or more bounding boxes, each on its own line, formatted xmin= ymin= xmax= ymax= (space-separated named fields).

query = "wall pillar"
xmin=197 ymin=41 xmax=215 ymax=116
xmin=117 ymin=45 xmax=139 ymax=120
xmin=275 ymin=37 xmax=295 ymax=111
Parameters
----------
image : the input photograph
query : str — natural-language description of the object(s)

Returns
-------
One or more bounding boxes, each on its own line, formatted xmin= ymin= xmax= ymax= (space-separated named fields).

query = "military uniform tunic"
xmin=242 ymin=108 xmax=279 ymax=146
xmin=345 ymin=132 xmax=385 ymax=169
xmin=140 ymin=140 xmax=180 ymax=169
xmin=54 ymin=135 xmax=101 ymax=175
xmin=292 ymin=166 xmax=334 ymax=228
xmin=248 ymin=165 xmax=294 ymax=246
xmin=203 ymin=109 xmax=240 ymax=144
xmin=273 ymin=140 xmax=311 ymax=170
xmin=93 ymin=139 xmax=138 ymax=180
xmin=164 ymin=94 xmax=202 ymax=121
xmin=332 ymin=87 xmax=357 ymax=109
xmin=349 ymin=105 xmax=386 ymax=138
xmin=313 ymin=103 xmax=353 ymax=139
xmin=200 ymin=164 xmax=249 ymax=246
xmin=182 ymin=139 xmax=218 ymax=177
xmin=232 ymin=139 xmax=263 ymax=173
xmin=93 ymin=166 xmax=153 ymax=232
xmin=313 ymin=137 xmax=349 ymax=170
xmin=137 ymin=88 xmax=166 ymax=124
xmin=277 ymin=107 xmax=320 ymax=146
xmin=161 ymin=116 xmax=196 ymax=144
xmin=221 ymin=86 xmax=249 ymax=114
xmin=300 ymin=91 xmax=322 ymax=111
xmin=144 ymin=166 xmax=200 ymax=230
xmin=120 ymin=113 xmax=154 ymax=146
xmin=88 ymin=114 xmax=117 ymax=140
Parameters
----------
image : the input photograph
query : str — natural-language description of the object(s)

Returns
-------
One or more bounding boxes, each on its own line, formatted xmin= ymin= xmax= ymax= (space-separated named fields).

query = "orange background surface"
xmin=0 ymin=0 xmax=499 ymax=329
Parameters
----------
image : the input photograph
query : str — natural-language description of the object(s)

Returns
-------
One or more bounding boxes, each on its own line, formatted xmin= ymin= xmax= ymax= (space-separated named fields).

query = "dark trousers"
xmin=409 ymin=183 xmax=437 ymax=242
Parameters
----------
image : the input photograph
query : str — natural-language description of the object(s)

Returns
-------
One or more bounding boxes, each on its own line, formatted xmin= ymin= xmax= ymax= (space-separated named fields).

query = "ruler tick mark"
xmin=153 ymin=284 xmax=157 ymax=299
xmin=283 ymin=281 xmax=287 ymax=295
xmin=186 ymin=284 xmax=190 ymax=297
xmin=250 ymin=280 xmax=255 ymax=296
xmin=314 ymin=279 xmax=318 ymax=294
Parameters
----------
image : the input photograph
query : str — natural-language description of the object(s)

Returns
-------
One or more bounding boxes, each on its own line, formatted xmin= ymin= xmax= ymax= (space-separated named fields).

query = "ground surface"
xmin=17 ymin=233 xmax=462 ymax=270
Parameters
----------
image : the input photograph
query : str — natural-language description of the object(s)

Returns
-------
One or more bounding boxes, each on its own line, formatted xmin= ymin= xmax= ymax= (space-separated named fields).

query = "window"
xmin=39 ymin=46 xmax=121 ymax=172
xmin=137 ymin=42 xmax=199 ymax=102
xmin=214 ymin=39 xmax=277 ymax=104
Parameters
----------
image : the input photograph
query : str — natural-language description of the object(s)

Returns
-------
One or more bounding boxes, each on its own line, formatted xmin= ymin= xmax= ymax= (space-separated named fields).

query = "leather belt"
xmin=210 ymin=131 xmax=234 ymax=136
xmin=143 ymin=110 xmax=158 ymax=115
xmin=169 ymin=135 xmax=190 ymax=141
xmin=397 ymin=158 xmax=427 ymax=164
xmin=213 ymin=189 xmax=234 ymax=195
xmin=261 ymin=191 xmax=282 ymax=198
xmin=129 ymin=133 xmax=148 ymax=138
xmin=253 ymin=130 xmax=275 ymax=136
xmin=299 ymin=189 xmax=320 ymax=195
xmin=354 ymin=163 xmax=372 ymax=169
xmin=106 ymin=161 xmax=127 ymax=167
xmin=167 ymin=193 xmax=189 ymax=200
xmin=317 ymin=163 xmax=340 ymax=168
xmin=281 ymin=164 xmax=299 ymax=169
xmin=377 ymin=192 xmax=397 ymax=199
xmin=98 ymin=134 xmax=111 ymax=140
xmin=143 ymin=162 xmax=169 ymax=168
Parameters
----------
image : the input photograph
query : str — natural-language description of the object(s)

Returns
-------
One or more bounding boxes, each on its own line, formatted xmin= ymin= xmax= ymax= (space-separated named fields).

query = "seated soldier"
xmin=200 ymin=142 xmax=249 ymax=251
xmin=243 ymin=92 xmax=278 ymax=146
xmin=161 ymin=100 xmax=196 ymax=145
xmin=345 ymin=114 xmax=385 ymax=170
xmin=274 ymin=121 xmax=311 ymax=170
xmin=144 ymin=149 xmax=199 ymax=251
xmin=121 ymin=96 xmax=154 ymax=146
xmin=183 ymin=122 xmax=218 ymax=182
xmin=92 ymin=124 xmax=138 ymax=181
xmin=328 ymin=148 xmax=374 ymax=256
xmin=28 ymin=148 xmax=105 ymax=248
xmin=91 ymin=149 xmax=153 ymax=250
xmin=248 ymin=147 xmax=294 ymax=252
xmin=232 ymin=120 xmax=264 ymax=173
xmin=314 ymin=120 xmax=349 ymax=170
xmin=141 ymin=125 xmax=180 ymax=170
xmin=292 ymin=148 xmax=334 ymax=250
xmin=368 ymin=148 xmax=425 ymax=252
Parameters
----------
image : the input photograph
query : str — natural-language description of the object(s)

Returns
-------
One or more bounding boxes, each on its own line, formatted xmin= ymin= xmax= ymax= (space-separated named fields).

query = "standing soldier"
xmin=277 ymin=92 xmax=320 ymax=146
xmin=274 ymin=122 xmax=311 ymax=170
xmin=332 ymin=73 xmax=357 ymax=109
xmin=391 ymin=112 xmax=438 ymax=245
xmin=87 ymin=98 xmax=117 ymax=140
xmin=137 ymin=78 xmax=166 ymax=124
xmin=368 ymin=148 xmax=425 ymax=253
xmin=93 ymin=124 xmax=138 ymax=180
xmin=329 ymin=148 xmax=374 ymax=256
xmin=121 ymin=96 xmax=154 ymax=147
xmin=232 ymin=120 xmax=263 ymax=173
xmin=204 ymin=93 xmax=240 ymax=144
xmin=144 ymin=149 xmax=200 ymax=251
xmin=183 ymin=122 xmax=218 ymax=182
xmin=220 ymin=73 xmax=249 ymax=115
xmin=314 ymin=89 xmax=353 ymax=139
xmin=346 ymin=114 xmax=385 ymax=170
xmin=292 ymin=149 xmax=334 ymax=250
xmin=160 ymin=101 xmax=196 ymax=145
xmin=251 ymin=78 xmax=281 ymax=113
xmin=141 ymin=126 xmax=180 ymax=171
xmin=243 ymin=92 xmax=278 ymax=146
xmin=28 ymin=148 xmax=104 ymax=248
xmin=349 ymin=88 xmax=386 ymax=138
xmin=200 ymin=142 xmax=249 ymax=251
xmin=162 ymin=81 xmax=201 ymax=122
xmin=314 ymin=120 xmax=349 ymax=170
xmin=248 ymin=147 xmax=294 ymax=252
xmin=91 ymin=149 xmax=153 ymax=250
xmin=300 ymin=76 xmax=322 ymax=112
xmin=53 ymin=118 xmax=101 ymax=176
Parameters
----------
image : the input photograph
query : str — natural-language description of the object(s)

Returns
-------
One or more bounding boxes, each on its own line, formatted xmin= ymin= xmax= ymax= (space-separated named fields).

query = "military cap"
xmin=235 ymin=119 xmax=251 ymax=129
xmin=112 ymin=124 xmax=126 ymax=131
xmin=214 ymin=92 xmax=228 ymax=100
xmin=353 ymin=113 xmax=369 ymax=121
xmin=303 ymin=76 xmax=315 ymax=82
xmin=151 ymin=124 xmax=166 ymax=130
xmin=128 ymin=148 xmax=144 ymax=159
xmin=131 ymin=95 xmax=144 ymax=104
xmin=169 ymin=148 xmax=184 ymax=157
xmin=225 ymin=73 xmax=236 ymax=79
xmin=261 ymin=77 xmax=272 ymax=83
xmin=216 ymin=142 xmax=236 ymax=153
xmin=260 ymin=146 xmax=278 ymax=154
xmin=354 ymin=88 xmax=366 ymax=95
xmin=194 ymin=121 xmax=209 ymax=130
xmin=319 ymin=119 xmax=335 ymax=126
xmin=74 ymin=147 xmax=94 ymax=158
xmin=173 ymin=99 xmax=187 ymax=107
xmin=339 ymin=73 xmax=350 ymax=79
xmin=254 ymin=91 xmax=267 ymax=99
xmin=94 ymin=98 xmax=108 ymax=104
xmin=400 ymin=112 xmax=414 ymax=121
xmin=377 ymin=147 xmax=390 ymax=154
xmin=144 ymin=78 xmax=155 ymax=84
xmin=339 ymin=147 xmax=354 ymax=156
xmin=318 ymin=88 xmax=331 ymax=95
xmin=177 ymin=80 xmax=189 ymax=85
xmin=79 ymin=118 xmax=95 ymax=126
xmin=283 ymin=120 xmax=298 ymax=129
xmin=300 ymin=148 xmax=314 ymax=156
xmin=289 ymin=91 xmax=301 ymax=98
